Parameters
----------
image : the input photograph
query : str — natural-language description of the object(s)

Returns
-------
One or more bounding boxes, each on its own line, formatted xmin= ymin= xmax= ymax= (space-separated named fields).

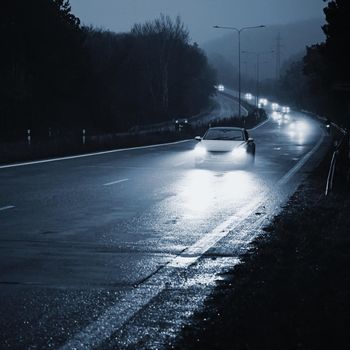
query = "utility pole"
xmin=213 ymin=25 xmax=265 ymax=119
xmin=242 ymin=60 xmax=248 ymax=91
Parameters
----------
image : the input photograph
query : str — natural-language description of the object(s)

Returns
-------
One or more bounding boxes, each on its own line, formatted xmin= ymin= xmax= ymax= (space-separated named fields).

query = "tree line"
xmin=0 ymin=0 xmax=216 ymax=141
xmin=276 ymin=0 xmax=350 ymax=128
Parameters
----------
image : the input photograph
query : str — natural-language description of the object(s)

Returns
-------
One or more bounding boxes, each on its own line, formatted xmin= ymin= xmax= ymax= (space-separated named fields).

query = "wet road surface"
xmin=190 ymin=92 xmax=247 ymax=125
xmin=0 ymin=102 xmax=329 ymax=349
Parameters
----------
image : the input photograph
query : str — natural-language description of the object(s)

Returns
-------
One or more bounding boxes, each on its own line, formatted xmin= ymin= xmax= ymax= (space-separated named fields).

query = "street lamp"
xmin=242 ymin=50 xmax=274 ymax=107
xmin=213 ymin=25 xmax=265 ymax=119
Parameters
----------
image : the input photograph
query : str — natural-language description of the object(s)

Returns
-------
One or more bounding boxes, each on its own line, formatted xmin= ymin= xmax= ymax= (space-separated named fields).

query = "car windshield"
xmin=203 ymin=129 xmax=244 ymax=141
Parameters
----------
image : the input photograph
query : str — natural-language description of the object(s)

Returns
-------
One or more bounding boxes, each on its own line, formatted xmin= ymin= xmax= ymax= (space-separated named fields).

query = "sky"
xmin=69 ymin=0 xmax=326 ymax=44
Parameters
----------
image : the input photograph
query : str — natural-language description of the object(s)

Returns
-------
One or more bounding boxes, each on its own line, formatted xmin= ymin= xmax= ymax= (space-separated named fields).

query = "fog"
xmin=204 ymin=17 xmax=325 ymax=81
xmin=69 ymin=0 xmax=326 ymax=44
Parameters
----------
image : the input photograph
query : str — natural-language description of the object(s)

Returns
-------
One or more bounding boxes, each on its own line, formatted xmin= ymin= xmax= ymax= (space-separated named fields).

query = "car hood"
xmin=201 ymin=140 xmax=245 ymax=152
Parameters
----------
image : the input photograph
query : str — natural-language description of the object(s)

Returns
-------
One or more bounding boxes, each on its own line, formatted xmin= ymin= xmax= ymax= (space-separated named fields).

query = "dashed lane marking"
xmin=0 ymin=206 xmax=15 ymax=212
xmin=174 ymin=160 xmax=187 ymax=167
xmin=103 ymin=179 xmax=129 ymax=186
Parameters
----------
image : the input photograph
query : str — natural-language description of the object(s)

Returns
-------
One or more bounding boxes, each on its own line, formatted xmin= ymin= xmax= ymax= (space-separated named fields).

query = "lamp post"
xmin=213 ymin=25 xmax=265 ymax=119
xmin=242 ymin=50 xmax=274 ymax=107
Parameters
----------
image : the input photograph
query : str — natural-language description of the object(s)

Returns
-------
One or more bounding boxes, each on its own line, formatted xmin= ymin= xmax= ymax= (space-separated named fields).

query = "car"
xmin=245 ymin=92 xmax=253 ymax=100
xmin=281 ymin=106 xmax=290 ymax=114
xmin=194 ymin=127 xmax=255 ymax=168
xmin=271 ymin=103 xmax=279 ymax=111
xmin=175 ymin=118 xmax=191 ymax=132
xmin=258 ymin=98 xmax=268 ymax=107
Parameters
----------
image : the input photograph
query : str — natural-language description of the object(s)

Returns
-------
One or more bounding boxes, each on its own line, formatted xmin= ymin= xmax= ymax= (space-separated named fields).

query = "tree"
xmin=1 ymin=8 xmax=216 ymax=138
xmin=131 ymin=15 xmax=190 ymax=118
xmin=130 ymin=15 xmax=216 ymax=122
xmin=303 ymin=0 xmax=350 ymax=126
xmin=322 ymin=0 xmax=350 ymax=83
xmin=0 ymin=0 xmax=87 ymax=139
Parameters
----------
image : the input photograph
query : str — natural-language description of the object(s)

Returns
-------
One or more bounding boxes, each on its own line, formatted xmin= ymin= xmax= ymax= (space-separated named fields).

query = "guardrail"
xmin=325 ymin=123 xmax=349 ymax=196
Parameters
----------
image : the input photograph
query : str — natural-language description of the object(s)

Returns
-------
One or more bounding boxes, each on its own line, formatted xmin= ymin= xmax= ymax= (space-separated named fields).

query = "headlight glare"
xmin=232 ymin=147 xmax=246 ymax=159
xmin=194 ymin=146 xmax=207 ymax=156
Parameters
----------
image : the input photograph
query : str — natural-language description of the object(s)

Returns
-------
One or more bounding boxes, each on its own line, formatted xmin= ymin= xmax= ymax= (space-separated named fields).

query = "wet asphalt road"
xmin=0 ymin=100 xmax=329 ymax=349
xmin=190 ymin=92 xmax=247 ymax=125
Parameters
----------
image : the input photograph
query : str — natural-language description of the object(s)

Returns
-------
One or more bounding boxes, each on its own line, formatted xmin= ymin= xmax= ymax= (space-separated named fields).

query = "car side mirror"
xmin=195 ymin=136 xmax=202 ymax=141
xmin=248 ymin=137 xmax=254 ymax=143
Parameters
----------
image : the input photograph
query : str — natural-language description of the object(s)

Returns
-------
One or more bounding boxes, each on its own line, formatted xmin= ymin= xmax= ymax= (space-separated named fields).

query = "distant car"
xmin=217 ymin=84 xmax=225 ymax=91
xmin=259 ymin=98 xmax=268 ymax=106
xmin=175 ymin=118 xmax=191 ymax=132
xmin=245 ymin=93 xmax=253 ymax=100
xmin=194 ymin=127 xmax=255 ymax=168
xmin=175 ymin=118 xmax=188 ymax=124
xmin=271 ymin=103 xmax=279 ymax=111
xmin=281 ymin=106 xmax=290 ymax=114
xmin=273 ymin=111 xmax=289 ymax=124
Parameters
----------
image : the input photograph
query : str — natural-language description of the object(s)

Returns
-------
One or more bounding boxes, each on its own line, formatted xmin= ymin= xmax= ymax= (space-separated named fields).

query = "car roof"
xmin=207 ymin=126 xmax=244 ymax=131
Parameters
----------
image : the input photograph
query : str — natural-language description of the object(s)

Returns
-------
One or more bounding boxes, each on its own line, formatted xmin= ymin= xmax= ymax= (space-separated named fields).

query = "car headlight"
xmin=194 ymin=146 xmax=207 ymax=156
xmin=231 ymin=147 xmax=246 ymax=159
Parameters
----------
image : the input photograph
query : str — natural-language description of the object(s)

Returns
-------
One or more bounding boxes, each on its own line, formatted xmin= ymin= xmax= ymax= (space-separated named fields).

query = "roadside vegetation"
xmin=0 ymin=1 xmax=216 ymax=144
xmin=271 ymin=0 xmax=350 ymax=129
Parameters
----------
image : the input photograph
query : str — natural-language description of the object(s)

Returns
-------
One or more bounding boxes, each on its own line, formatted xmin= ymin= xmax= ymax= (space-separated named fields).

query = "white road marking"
xmin=249 ymin=115 xmax=271 ymax=130
xmin=103 ymin=179 xmax=129 ymax=186
xmin=168 ymin=195 xmax=265 ymax=268
xmin=174 ymin=160 xmax=187 ymax=167
xmin=0 ymin=205 xmax=15 ymax=212
xmin=278 ymin=135 xmax=324 ymax=185
xmin=0 ymin=140 xmax=191 ymax=169
xmin=59 ymin=276 xmax=168 ymax=350
xmin=59 ymin=195 xmax=266 ymax=350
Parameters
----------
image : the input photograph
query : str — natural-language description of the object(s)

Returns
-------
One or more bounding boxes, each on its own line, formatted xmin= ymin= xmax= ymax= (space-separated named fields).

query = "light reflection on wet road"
xmin=0 ymin=102 xmax=329 ymax=349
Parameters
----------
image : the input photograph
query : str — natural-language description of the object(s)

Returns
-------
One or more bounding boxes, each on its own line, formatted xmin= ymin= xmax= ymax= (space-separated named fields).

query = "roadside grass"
xmin=173 ymin=148 xmax=350 ymax=349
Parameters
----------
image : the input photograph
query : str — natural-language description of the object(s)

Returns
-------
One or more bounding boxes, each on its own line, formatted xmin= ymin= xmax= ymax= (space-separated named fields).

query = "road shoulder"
xmin=173 ymin=147 xmax=350 ymax=350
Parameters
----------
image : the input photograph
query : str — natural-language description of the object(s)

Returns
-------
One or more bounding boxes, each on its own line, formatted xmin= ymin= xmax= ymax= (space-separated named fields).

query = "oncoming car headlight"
xmin=231 ymin=147 xmax=246 ymax=159
xmin=194 ymin=145 xmax=207 ymax=156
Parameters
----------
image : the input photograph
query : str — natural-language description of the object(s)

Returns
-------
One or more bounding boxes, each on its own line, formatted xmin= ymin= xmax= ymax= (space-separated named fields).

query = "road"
xmin=130 ymin=90 xmax=244 ymax=133
xmin=0 ymin=98 xmax=329 ymax=349
xmin=190 ymin=91 xmax=248 ymax=125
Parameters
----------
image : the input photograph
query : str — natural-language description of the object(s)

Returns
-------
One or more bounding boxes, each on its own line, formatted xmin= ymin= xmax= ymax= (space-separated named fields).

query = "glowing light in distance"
xmin=272 ymin=111 xmax=281 ymax=120
xmin=272 ymin=103 xmax=279 ymax=111
xmin=259 ymin=98 xmax=268 ymax=106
